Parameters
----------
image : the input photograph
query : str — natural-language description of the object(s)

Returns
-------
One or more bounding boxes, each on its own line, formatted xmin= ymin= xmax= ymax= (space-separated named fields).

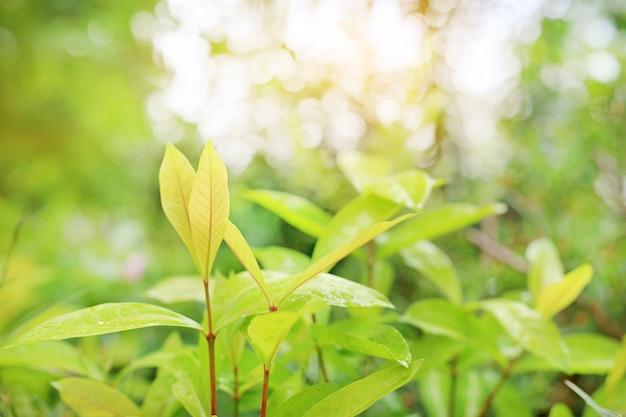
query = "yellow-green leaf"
xmin=535 ymin=263 xmax=593 ymax=318
xmin=277 ymin=214 xmax=413 ymax=306
xmin=52 ymin=377 xmax=141 ymax=417
xmin=188 ymin=141 xmax=230 ymax=279
xmin=159 ymin=143 xmax=196 ymax=262
xmin=526 ymin=238 xmax=563 ymax=300
xmin=246 ymin=311 xmax=302 ymax=367
xmin=224 ymin=220 xmax=271 ymax=306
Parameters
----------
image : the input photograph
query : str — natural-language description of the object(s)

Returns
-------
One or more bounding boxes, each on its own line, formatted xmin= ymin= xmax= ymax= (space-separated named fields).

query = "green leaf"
xmin=311 ymin=323 xmax=411 ymax=367
xmin=142 ymin=371 xmax=182 ymax=417
xmin=401 ymin=240 xmax=463 ymax=305
xmin=189 ymin=140 xmax=230 ymax=279
xmin=475 ymin=299 xmax=569 ymax=371
xmin=377 ymin=203 xmax=507 ymax=258
xmin=159 ymin=143 xmax=197 ymax=265
xmin=337 ymin=150 xmax=392 ymax=192
xmin=606 ymin=336 xmax=626 ymax=400
xmin=223 ymin=220 xmax=271 ymax=305
xmin=245 ymin=189 xmax=332 ymax=238
xmin=408 ymin=336 xmax=466 ymax=375
xmin=213 ymin=273 xmax=274 ymax=332
xmin=364 ymin=170 xmax=435 ymax=211
xmin=278 ymin=214 xmax=412 ymax=306
xmin=526 ymin=237 xmax=563 ymax=300
xmin=302 ymin=360 xmax=423 ymax=417
xmin=516 ymin=333 xmax=621 ymax=374
xmin=52 ymin=377 xmax=141 ymax=417
xmin=402 ymin=298 xmax=470 ymax=340
xmin=253 ymin=246 xmax=311 ymax=274
xmin=0 ymin=340 xmax=102 ymax=379
xmin=417 ymin=368 xmax=449 ymax=417
xmin=492 ymin=380 xmax=534 ymax=417
xmin=312 ymin=194 xmax=401 ymax=261
xmin=292 ymin=273 xmax=394 ymax=309
xmin=146 ymin=276 xmax=206 ymax=304
xmin=169 ymin=353 xmax=210 ymax=417
xmin=271 ymin=384 xmax=341 ymax=417
xmin=246 ymin=311 xmax=302 ymax=366
xmin=548 ymin=403 xmax=575 ymax=417
xmin=4 ymin=303 xmax=204 ymax=348
xmin=536 ymin=263 xmax=593 ymax=317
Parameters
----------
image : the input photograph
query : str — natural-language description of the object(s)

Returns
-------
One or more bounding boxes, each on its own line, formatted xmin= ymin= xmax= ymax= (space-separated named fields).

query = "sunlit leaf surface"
xmin=4 ymin=303 xmax=204 ymax=348
xmin=52 ymin=377 xmax=141 ymax=417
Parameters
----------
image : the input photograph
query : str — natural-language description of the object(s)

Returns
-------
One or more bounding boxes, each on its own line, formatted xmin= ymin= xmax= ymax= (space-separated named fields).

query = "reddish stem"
xmin=203 ymin=279 xmax=217 ymax=416
xmin=260 ymin=365 xmax=270 ymax=417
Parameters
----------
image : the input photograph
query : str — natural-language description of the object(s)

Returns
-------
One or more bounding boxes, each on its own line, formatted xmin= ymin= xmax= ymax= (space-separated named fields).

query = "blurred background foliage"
xmin=0 ymin=0 xmax=624 ymax=415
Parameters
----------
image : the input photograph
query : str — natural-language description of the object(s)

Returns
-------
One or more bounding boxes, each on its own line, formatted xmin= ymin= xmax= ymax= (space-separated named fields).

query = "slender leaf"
xmin=52 ymin=377 xmax=141 ymax=417
xmin=146 ymin=276 xmax=205 ymax=304
xmin=312 ymin=194 xmax=401 ymax=261
xmin=253 ymin=246 xmax=311 ymax=274
xmin=526 ymin=237 xmax=564 ymax=300
xmin=159 ymin=143 xmax=197 ymax=263
xmin=245 ymin=189 xmax=332 ymax=238
xmin=0 ymin=340 xmax=102 ymax=379
xmin=566 ymin=380 xmax=622 ymax=417
xmin=311 ymin=323 xmax=411 ymax=366
xmin=223 ymin=219 xmax=271 ymax=305
xmin=401 ymin=240 xmax=463 ymax=305
xmin=475 ymin=299 xmax=569 ymax=371
xmin=278 ymin=214 xmax=412 ymax=306
xmin=408 ymin=336 xmax=466 ymax=375
xmin=301 ymin=360 xmax=423 ymax=417
xmin=271 ymin=384 xmax=341 ymax=417
xmin=4 ymin=303 xmax=204 ymax=348
xmin=246 ymin=311 xmax=302 ymax=367
xmin=417 ymin=368 xmax=449 ymax=417
xmin=492 ymin=380 xmax=534 ymax=417
xmin=536 ymin=263 xmax=593 ymax=317
xmin=142 ymin=371 xmax=182 ymax=417
xmin=189 ymin=140 xmax=230 ymax=279
xmin=377 ymin=203 xmax=507 ymax=258
xmin=606 ymin=336 xmax=626 ymax=401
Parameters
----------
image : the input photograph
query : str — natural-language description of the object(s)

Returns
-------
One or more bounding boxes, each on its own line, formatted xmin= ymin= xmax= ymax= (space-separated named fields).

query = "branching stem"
xmin=476 ymin=353 xmax=523 ymax=417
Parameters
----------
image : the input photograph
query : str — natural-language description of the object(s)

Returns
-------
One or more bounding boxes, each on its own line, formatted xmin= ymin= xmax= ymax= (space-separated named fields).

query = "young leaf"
xmin=4 ymin=303 xmax=204 ymax=348
xmin=146 ymin=276 xmax=206 ymax=304
xmin=245 ymin=189 xmax=332 ymax=238
xmin=401 ymin=240 xmax=463 ymax=305
xmin=376 ymin=203 xmax=507 ymax=258
xmin=278 ymin=214 xmax=412 ymax=306
xmin=535 ymin=263 xmax=592 ymax=317
xmin=526 ymin=237 xmax=564 ymax=301
xmin=606 ymin=336 xmax=626 ymax=402
xmin=311 ymin=323 xmax=411 ymax=367
xmin=474 ymin=299 xmax=569 ymax=371
xmin=188 ymin=140 xmax=230 ymax=279
xmin=223 ymin=220 xmax=271 ymax=305
xmin=52 ymin=377 xmax=141 ymax=417
xmin=301 ymin=359 xmax=423 ymax=417
xmin=246 ymin=311 xmax=302 ymax=367
xmin=159 ymin=143 xmax=197 ymax=263
xmin=312 ymin=194 xmax=401 ymax=261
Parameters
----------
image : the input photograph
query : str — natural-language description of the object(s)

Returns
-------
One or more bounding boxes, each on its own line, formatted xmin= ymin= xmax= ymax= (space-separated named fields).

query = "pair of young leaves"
xmin=159 ymin=141 xmax=409 ymax=310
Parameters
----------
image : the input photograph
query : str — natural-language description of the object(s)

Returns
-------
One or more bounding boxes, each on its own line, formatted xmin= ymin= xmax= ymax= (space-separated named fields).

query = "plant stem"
xmin=448 ymin=355 xmax=459 ymax=417
xmin=260 ymin=364 xmax=270 ymax=417
xmin=311 ymin=314 xmax=329 ymax=383
xmin=233 ymin=366 xmax=239 ymax=417
xmin=203 ymin=279 xmax=218 ymax=416
xmin=475 ymin=353 xmax=523 ymax=417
